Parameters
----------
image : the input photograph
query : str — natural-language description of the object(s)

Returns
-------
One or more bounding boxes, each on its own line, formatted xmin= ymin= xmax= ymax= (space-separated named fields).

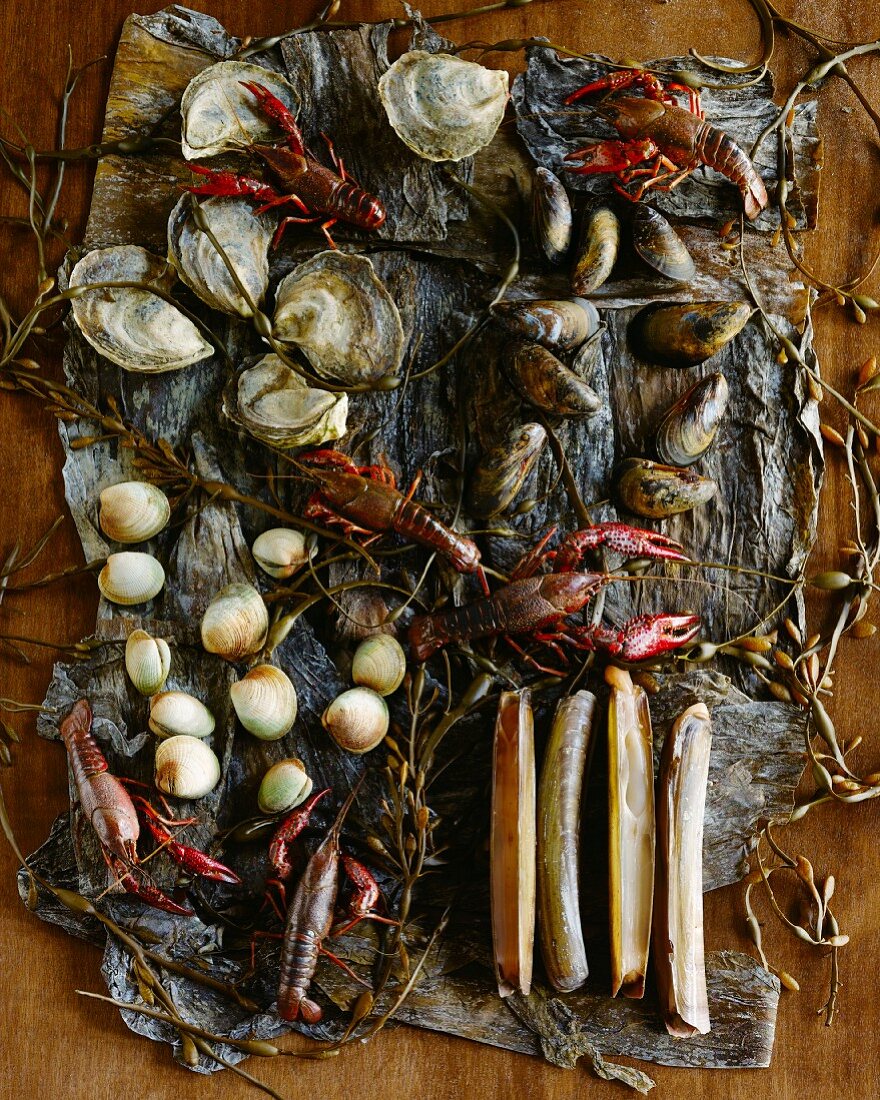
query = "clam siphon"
xmin=531 ymin=167 xmax=572 ymax=264
xmin=230 ymin=664 xmax=298 ymax=741
xmin=632 ymin=205 xmax=696 ymax=282
xmin=99 ymin=482 xmax=171 ymax=544
xmin=201 ymin=583 xmax=269 ymax=661
xmin=655 ymin=373 xmax=730 ymax=466
xmin=322 ymin=687 xmax=389 ymax=754
xmin=98 ymin=552 xmax=165 ymax=606
xmin=491 ymin=298 xmax=599 ymax=352
xmin=257 ymin=758 xmax=313 ymax=814
xmin=125 ymin=629 xmax=171 ymax=697
xmin=507 ymin=341 xmax=602 ymax=418
xmin=571 ymin=206 xmax=620 ymax=295
xmin=467 ymin=423 xmax=547 ymax=519
xmin=351 ymin=635 xmax=407 ymax=697
xmin=631 ymin=301 xmax=753 ymax=367
xmin=154 ymin=735 xmax=221 ymax=799
xmin=252 ymin=528 xmax=311 ymax=579
xmin=616 ymin=458 xmax=717 ymax=518
xmin=149 ymin=691 xmax=216 ymax=740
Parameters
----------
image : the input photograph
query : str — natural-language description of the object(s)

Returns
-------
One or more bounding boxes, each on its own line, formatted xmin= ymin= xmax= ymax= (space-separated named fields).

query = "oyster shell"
xmin=632 ymin=206 xmax=696 ymax=283
xmin=222 ymin=354 xmax=348 ymax=448
xmin=616 ymin=458 xmax=717 ymax=518
xmin=532 ymin=167 xmax=572 ymax=265
xmin=378 ymin=51 xmax=508 ymax=162
xmin=571 ymin=206 xmax=620 ymax=295
xmin=168 ymin=194 xmax=272 ymax=318
xmin=655 ymin=373 xmax=730 ymax=466
xmin=273 ymin=251 xmax=404 ymax=385
xmin=492 ymin=298 xmax=599 ymax=353
xmin=507 ymin=341 xmax=602 ymax=418
xmin=69 ymin=246 xmax=213 ymax=373
xmin=180 ymin=60 xmax=299 ymax=160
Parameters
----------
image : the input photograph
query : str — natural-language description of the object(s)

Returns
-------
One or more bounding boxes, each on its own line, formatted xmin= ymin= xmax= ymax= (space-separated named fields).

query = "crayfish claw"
xmin=618 ymin=612 xmax=701 ymax=660
xmin=555 ymin=522 xmax=688 ymax=570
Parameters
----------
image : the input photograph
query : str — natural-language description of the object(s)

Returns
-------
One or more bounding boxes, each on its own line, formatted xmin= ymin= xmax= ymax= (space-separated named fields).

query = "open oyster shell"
xmin=168 ymin=194 xmax=272 ymax=318
xmin=180 ymin=60 xmax=299 ymax=160
xmin=69 ymin=245 xmax=213 ymax=373
xmin=272 ymin=251 xmax=404 ymax=385
xmin=222 ymin=353 xmax=348 ymax=448
xmin=378 ymin=51 xmax=509 ymax=162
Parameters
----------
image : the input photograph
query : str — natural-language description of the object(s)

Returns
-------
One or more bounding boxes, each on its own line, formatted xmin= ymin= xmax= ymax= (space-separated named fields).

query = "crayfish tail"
xmin=278 ymin=992 xmax=323 ymax=1023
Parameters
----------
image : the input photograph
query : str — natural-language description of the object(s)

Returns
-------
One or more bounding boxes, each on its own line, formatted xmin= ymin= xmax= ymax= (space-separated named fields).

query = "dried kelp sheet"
xmin=20 ymin=4 xmax=823 ymax=1077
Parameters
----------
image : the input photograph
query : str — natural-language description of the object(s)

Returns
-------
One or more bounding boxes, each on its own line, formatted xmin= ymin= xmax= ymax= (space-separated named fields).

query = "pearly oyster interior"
xmin=273 ymin=251 xmax=404 ymax=385
xmin=223 ymin=354 xmax=348 ymax=448
xmin=180 ymin=60 xmax=299 ymax=160
xmin=69 ymin=245 xmax=213 ymax=373
xmin=378 ymin=51 xmax=509 ymax=162
xmin=168 ymin=194 xmax=272 ymax=318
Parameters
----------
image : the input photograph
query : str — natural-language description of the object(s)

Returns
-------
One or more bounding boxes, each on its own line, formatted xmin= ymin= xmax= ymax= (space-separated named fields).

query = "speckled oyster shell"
xmin=272 ymin=251 xmax=404 ymax=385
xmin=180 ymin=60 xmax=299 ymax=160
xmin=222 ymin=353 xmax=348 ymax=448
xmin=68 ymin=245 xmax=213 ymax=373
xmin=378 ymin=51 xmax=509 ymax=162
xmin=168 ymin=194 xmax=272 ymax=318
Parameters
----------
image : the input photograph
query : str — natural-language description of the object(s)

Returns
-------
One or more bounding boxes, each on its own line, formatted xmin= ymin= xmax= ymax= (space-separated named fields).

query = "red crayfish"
xmin=562 ymin=69 xmax=768 ymax=220
xmin=185 ymin=81 xmax=385 ymax=249
xmin=60 ymin=700 xmax=239 ymax=915
xmin=408 ymin=521 xmax=701 ymax=668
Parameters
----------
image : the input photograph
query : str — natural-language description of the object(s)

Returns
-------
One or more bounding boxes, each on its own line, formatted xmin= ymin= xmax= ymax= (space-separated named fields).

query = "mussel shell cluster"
xmin=631 ymin=206 xmax=696 ymax=283
xmin=69 ymin=246 xmax=213 ymax=373
xmin=655 ymin=373 xmax=730 ymax=467
xmin=632 ymin=301 xmax=752 ymax=367
xmin=223 ymin=354 xmax=348 ymax=449
xmin=532 ymin=167 xmax=572 ymax=265
xmin=467 ymin=423 xmax=547 ymax=519
xmin=616 ymin=458 xmax=717 ymax=518
xmin=571 ymin=206 xmax=620 ymax=295
xmin=180 ymin=61 xmax=299 ymax=160
xmin=273 ymin=251 xmax=404 ymax=386
xmin=492 ymin=298 xmax=599 ymax=353
xmin=378 ymin=51 xmax=508 ymax=162
xmin=507 ymin=341 xmax=602 ymax=418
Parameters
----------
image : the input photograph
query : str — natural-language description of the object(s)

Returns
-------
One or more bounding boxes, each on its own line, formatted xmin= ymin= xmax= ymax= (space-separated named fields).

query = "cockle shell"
xmin=125 ymin=629 xmax=171 ymax=696
xmin=351 ymin=635 xmax=407 ymax=697
xmin=616 ymin=458 xmax=717 ymax=518
xmin=223 ymin=355 xmax=348 ymax=448
xmin=467 ymin=423 xmax=547 ymax=519
xmin=155 ymin=735 xmax=221 ymax=799
xmin=532 ymin=167 xmax=572 ymax=265
xmin=230 ymin=664 xmax=298 ymax=741
xmin=273 ymin=252 xmax=404 ymax=386
xmin=201 ymin=583 xmax=269 ymax=661
xmin=507 ymin=341 xmax=602 ymax=418
xmin=149 ymin=691 xmax=216 ymax=739
xmin=252 ymin=528 xmax=311 ymax=579
xmin=99 ymin=481 xmax=171 ymax=543
xmin=378 ymin=51 xmax=509 ymax=162
xmin=492 ymin=298 xmax=599 ymax=352
xmin=655 ymin=373 xmax=730 ymax=466
xmin=632 ymin=205 xmax=696 ymax=283
xmin=168 ymin=194 xmax=272 ymax=318
xmin=180 ymin=61 xmax=299 ymax=160
xmin=571 ymin=206 xmax=620 ymax=295
xmin=69 ymin=246 xmax=213 ymax=373
xmin=632 ymin=301 xmax=753 ymax=367
xmin=98 ymin=552 xmax=165 ymax=606
xmin=322 ymin=687 xmax=389 ymax=754
xmin=257 ymin=758 xmax=313 ymax=814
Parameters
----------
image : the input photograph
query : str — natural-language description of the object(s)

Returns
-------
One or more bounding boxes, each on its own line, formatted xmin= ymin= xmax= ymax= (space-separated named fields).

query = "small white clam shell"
xmin=69 ymin=245 xmax=213 ymax=373
xmin=149 ymin=691 xmax=216 ymax=739
xmin=252 ymin=528 xmax=311 ymax=579
xmin=125 ymin=629 xmax=171 ymax=696
xmin=230 ymin=664 xmax=298 ymax=741
xmin=378 ymin=51 xmax=509 ymax=162
xmin=98 ymin=552 xmax=165 ymax=606
xmin=322 ymin=687 xmax=389 ymax=754
xmin=201 ymin=583 xmax=269 ymax=661
xmin=257 ymin=758 xmax=313 ymax=814
xmin=180 ymin=61 xmax=299 ymax=160
xmin=99 ymin=481 xmax=171 ymax=543
xmin=351 ymin=635 xmax=406 ymax=697
xmin=154 ymin=735 xmax=221 ymax=799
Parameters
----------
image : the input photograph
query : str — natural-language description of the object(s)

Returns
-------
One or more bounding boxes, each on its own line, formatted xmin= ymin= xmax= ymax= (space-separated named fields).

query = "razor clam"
xmin=378 ymin=51 xmax=508 ymax=162
xmin=168 ymin=194 xmax=272 ymax=318
xmin=632 ymin=301 xmax=753 ymax=367
xmin=223 ymin=355 xmax=348 ymax=449
xmin=531 ymin=167 xmax=572 ymax=265
xmin=467 ymin=423 xmax=547 ymax=519
xmin=507 ymin=341 xmax=602 ymax=418
xmin=180 ymin=60 xmax=299 ymax=160
xmin=69 ymin=246 xmax=213 ymax=373
xmin=616 ymin=458 xmax=717 ymax=518
xmin=273 ymin=251 xmax=404 ymax=385
xmin=571 ymin=206 xmax=620 ymax=295
xmin=632 ymin=205 xmax=696 ymax=282
xmin=656 ymin=373 xmax=730 ymax=466
xmin=492 ymin=298 xmax=599 ymax=352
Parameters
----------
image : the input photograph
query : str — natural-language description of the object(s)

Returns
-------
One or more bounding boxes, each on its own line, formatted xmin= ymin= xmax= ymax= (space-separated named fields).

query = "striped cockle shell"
xmin=201 ymin=583 xmax=269 ymax=661
xmin=149 ymin=691 xmax=216 ymax=740
xmin=257 ymin=758 xmax=313 ymax=814
xmin=655 ymin=373 xmax=730 ymax=466
xmin=322 ymin=687 xmax=389 ymax=754
xmin=532 ymin=167 xmax=572 ymax=265
xmin=99 ymin=481 xmax=171 ymax=544
xmin=351 ymin=635 xmax=407 ymax=697
xmin=230 ymin=664 xmax=298 ymax=740
xmin=154 ymin=735 xmax=221 ymax=800
xmin=125 ymin=629 xmax=171 ymax=696
xmin=252 ymin=528 xmax=311 ymax=579
xmin=492 ymin=298 xmax=599 ymax=353
xmin=98 ymin=552 xmax=165 ymax=606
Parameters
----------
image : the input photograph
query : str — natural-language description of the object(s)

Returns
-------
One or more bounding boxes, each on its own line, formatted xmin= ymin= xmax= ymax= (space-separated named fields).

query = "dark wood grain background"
xmin=1 ymin=1 xmax=879 ymax=1096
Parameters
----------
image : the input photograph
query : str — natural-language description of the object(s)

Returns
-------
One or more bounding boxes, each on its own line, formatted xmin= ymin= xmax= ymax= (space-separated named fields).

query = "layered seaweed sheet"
xmin=19 ymin=5 xmax=823 ymax=1078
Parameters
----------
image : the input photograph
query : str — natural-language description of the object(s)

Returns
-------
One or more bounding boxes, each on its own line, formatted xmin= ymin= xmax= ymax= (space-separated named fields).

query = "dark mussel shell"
xmin=655 ymin=373 xmax=730 ymax=467
xmin=632 ymin=205 xmax=696 ymax=283
xmin=532 ymin=167 xmax=573 ymax=265
xmin=467 ymin=423 xmax=547 ymax=519
xmin=631 ymin=301 xmax=753 ymax=367
xmin=492 ymin=298 xmax=600 ymax=352
xmin=616 ymin=458 xmax=717 ymax=518
xmin=571 ymin=205 xmax=620 ymax=295
xmin=507 ymin=341 xmax=603 ymax=418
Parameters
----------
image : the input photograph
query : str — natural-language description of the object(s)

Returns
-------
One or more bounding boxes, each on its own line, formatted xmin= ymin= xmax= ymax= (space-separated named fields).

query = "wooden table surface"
xmin=2 ymin=1 xmax=879 ymax=1096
